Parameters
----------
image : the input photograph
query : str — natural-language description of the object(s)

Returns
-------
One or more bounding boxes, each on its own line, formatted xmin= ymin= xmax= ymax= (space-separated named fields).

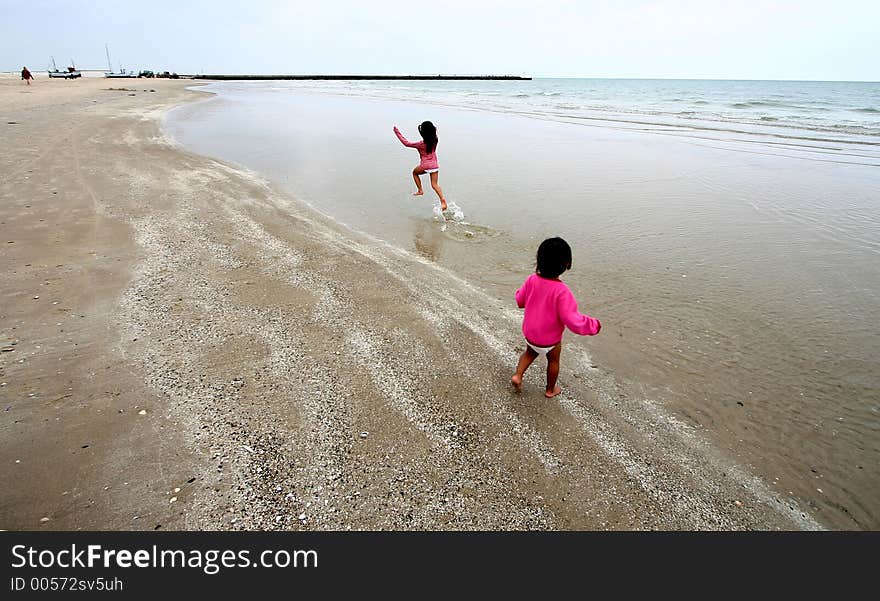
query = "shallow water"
xmin=166 ymin=80 xmax=880 ymax=529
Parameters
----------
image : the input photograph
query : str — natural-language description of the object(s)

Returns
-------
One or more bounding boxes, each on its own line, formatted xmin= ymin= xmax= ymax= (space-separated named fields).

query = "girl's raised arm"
xmin=393 ymin=126 xmax=420 ymax=148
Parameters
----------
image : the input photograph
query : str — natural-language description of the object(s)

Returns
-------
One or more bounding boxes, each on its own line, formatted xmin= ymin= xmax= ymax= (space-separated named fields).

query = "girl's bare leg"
xmin=545 ymin=343 xmax=563 ymax=398
xmin=430 ymin=172 xmax=447 ymax=210
xmin=511 ymin=346 xmax=539 ymax=391
xmin=412 ymin=166 xmax=425 ymax=195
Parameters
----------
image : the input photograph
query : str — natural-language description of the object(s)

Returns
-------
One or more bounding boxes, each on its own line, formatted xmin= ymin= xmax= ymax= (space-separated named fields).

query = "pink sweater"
xmin=515 ymin=273 xmax=601 ymax=347
xmin=394 ymin=127 xmax=439 ymax=170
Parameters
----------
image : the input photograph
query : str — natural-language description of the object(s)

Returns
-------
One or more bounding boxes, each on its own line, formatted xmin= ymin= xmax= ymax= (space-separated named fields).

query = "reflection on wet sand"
xmin=412 ymin=218 xmax=444 ymax=262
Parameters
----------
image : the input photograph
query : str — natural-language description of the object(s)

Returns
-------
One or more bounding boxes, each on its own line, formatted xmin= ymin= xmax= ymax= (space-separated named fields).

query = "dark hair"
xmin=536 ymin=237 xmax=572 ymax=279
xmin=418 ymin=121 xmax=438 ymax=154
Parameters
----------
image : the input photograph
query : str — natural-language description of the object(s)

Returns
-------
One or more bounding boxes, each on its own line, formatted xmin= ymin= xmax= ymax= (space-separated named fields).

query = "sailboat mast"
xmin=105 ymin=44 xmax=112 ymax=72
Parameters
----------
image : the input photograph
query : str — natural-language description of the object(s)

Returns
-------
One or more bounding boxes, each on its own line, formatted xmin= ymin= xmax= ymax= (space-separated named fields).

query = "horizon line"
xmin=3 ymin=69 xmax=878 ymax=83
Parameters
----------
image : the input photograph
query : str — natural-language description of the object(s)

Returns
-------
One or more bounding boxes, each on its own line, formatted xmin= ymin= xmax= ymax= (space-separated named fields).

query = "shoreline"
xmin=169 ymin=80 xmax=879 ymax=531
xmin=0 ymin=75 xmax=825 ymax=530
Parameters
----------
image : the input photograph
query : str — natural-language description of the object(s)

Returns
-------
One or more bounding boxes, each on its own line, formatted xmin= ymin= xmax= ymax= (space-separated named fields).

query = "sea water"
xmin=166 ymin=78 xmax=880 ymax=529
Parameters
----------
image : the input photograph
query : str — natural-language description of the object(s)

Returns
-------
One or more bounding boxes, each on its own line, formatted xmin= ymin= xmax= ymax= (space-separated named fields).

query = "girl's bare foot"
xmin=413 ymin=191 xmax=424 ymax=196
xmin=440 ymin=201 xmax=448 ymax=211
xmin=544 ymin=385 xmax=562 ymax=398
xmin=510 ymin=374 xmax=523 ymax=392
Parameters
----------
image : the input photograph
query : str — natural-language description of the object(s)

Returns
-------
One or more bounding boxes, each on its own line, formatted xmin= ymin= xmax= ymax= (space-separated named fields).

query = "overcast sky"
xmin=2 ymin=0 xmax=878 ymax=80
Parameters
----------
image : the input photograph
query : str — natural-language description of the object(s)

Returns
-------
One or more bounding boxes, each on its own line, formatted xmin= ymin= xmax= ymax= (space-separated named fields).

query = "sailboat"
xmin=47 ymin=57 xmax=81 ymax=79
xmin=104 ymin=44 xmax=136 ymax=78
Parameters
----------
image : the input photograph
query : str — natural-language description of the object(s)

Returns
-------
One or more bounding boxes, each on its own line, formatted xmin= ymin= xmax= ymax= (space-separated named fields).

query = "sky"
xmin=2 ymin=0 xmax=878 ymax=80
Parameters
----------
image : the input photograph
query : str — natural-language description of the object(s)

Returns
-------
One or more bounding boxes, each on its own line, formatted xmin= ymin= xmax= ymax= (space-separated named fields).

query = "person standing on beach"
xmin=512 ymin=237 xmax=602 ymax=398
xmin=21 ymin=66 xmax=33 ymax=85
xmin=393 ymin=121 xmax=447 ymax=211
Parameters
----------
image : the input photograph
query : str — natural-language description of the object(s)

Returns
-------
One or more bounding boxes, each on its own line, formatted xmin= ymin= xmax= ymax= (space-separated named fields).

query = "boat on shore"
xmin=103 ymin=44 xmax=137 ymax=78
xmin=47 ymin=57 xmax=81 ymax=79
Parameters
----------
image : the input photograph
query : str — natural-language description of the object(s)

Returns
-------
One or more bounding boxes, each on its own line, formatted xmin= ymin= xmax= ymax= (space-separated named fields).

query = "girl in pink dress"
xmin=393 ymin=121 xmax=448 ymax=211
xmin=512 ymin=238 xmax=602 ymax=398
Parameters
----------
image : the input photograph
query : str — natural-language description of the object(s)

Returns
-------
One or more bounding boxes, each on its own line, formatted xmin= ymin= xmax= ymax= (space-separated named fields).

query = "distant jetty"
xmin=190 ymin=74 xmax=531 ymax=81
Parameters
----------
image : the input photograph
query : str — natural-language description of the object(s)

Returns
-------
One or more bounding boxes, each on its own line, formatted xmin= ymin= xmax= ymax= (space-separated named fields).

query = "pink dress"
xmin=515 ymin=273 xmax=601 ymax=347
xmin=394 ymin=127 xmax=439 ymax=171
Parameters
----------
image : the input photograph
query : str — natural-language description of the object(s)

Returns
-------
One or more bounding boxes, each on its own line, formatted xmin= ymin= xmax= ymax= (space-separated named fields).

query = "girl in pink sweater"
xmin=393 ymin=121 xmax=448 ymax=211
xmin=512 ymin=238 xmax=602 ymax=398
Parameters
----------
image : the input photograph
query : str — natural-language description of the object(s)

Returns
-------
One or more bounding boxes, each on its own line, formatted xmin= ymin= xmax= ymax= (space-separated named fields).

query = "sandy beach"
xmin=0 ymin=75 xmax=830 ymax=530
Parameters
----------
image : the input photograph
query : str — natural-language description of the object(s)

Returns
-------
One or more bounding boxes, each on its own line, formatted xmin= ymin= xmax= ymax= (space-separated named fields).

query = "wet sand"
xmin=0 ymin=75 xmax=824 ymax=530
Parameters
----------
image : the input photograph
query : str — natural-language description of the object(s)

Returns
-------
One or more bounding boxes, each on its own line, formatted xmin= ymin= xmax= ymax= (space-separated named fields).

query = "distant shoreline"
xmin=189 ymin=74 xmax=531 ymax=81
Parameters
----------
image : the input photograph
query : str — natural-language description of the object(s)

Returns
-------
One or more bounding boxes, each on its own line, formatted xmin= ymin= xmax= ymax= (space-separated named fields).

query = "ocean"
xmin=289 ymin=77 xmax=880 ymax=149
xmin=165 ymin=78 xmax=880 ymax=528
